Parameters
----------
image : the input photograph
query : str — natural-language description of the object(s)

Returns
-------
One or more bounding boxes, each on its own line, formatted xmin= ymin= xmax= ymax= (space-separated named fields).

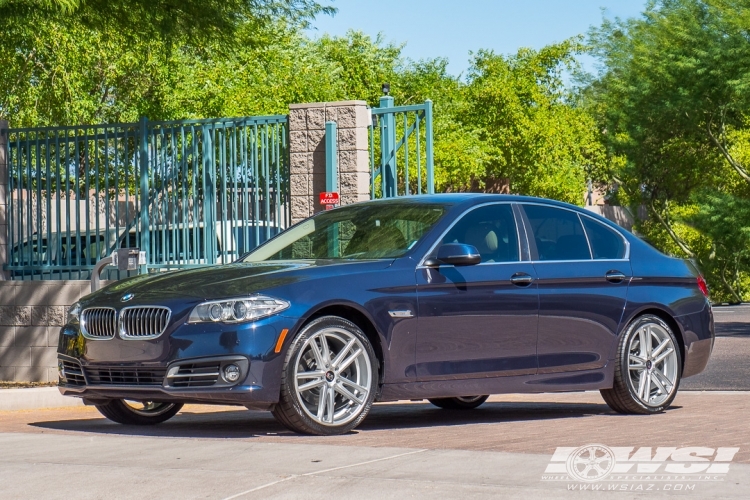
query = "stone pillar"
xmin=0 ymin=121 xmax=9 ymax=281
xmin=288 ymin=101 xmax=371 ymax=224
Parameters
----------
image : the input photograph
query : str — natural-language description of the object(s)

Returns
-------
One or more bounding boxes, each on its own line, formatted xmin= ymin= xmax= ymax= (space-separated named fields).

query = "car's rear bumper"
xmin=681 ymin=338 xmax=713 ymax=379
xmin=678 ymin=302 xmax=715 ymax=378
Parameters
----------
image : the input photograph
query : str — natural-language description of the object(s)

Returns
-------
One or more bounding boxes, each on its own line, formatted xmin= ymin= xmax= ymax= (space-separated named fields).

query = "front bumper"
xmin=57 ymin=313 xmax=299 ymax=408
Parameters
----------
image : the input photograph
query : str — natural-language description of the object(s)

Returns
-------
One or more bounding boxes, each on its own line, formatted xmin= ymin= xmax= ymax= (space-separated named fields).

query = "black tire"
xmin=95 ymin=400 xmax=183 ymax=425
xmin=428 ymin=395 xmax=489 ymax=410
xmin=600 ymin=314 xmax=682 ymax=415
xmin=272 ymin=316 xmax=378 ymax=435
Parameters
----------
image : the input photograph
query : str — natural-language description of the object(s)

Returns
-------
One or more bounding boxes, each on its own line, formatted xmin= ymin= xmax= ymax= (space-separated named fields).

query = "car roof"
xmin=347 ymin=194 xmax=633 ymax=238
xmin=350 ymin=193 xmax=584 ymax=210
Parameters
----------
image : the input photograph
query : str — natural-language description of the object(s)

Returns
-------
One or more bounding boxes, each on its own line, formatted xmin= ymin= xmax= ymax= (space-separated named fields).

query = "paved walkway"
xmin=0 ymin=305 xmax=746 ymax=498
xmin=2 ymin=392 xmax=748 ymax=461
xmin=1 ymin=392 xmax=748 ymax=498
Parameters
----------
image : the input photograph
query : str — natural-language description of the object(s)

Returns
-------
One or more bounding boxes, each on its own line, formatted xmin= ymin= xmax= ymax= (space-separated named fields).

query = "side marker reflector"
xmin=274 ymin=329 xmax=289 ymax=353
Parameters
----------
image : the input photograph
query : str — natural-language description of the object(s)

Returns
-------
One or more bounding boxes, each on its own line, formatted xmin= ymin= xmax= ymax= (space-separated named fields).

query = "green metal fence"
xmin=2 ymin=116 xmax=289 ymax=280
xmin=369 ymin=97 xmax=434 ymax=199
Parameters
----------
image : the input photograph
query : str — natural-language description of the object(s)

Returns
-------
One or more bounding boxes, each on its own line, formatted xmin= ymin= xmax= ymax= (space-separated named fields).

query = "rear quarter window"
xmin=581 ymin=217 xmax=626 ymax=259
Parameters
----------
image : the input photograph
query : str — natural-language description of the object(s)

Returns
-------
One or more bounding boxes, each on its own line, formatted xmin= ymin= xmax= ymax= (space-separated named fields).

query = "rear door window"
xmin=522 ymin=204 xmax=591 ymax=261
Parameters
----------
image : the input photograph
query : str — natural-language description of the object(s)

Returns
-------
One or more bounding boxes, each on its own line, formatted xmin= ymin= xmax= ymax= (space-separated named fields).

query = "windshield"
xmin=242 ymin=203 xmax=449 ymax=262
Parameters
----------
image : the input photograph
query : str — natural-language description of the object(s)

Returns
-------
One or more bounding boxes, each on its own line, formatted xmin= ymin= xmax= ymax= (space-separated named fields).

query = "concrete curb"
xmin=0 ymin=387 xmax=83 ymax=411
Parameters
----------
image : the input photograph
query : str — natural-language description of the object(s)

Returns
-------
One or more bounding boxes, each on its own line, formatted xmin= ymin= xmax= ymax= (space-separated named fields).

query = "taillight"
xmin=697 ymin=275 xmax=709 ymax=297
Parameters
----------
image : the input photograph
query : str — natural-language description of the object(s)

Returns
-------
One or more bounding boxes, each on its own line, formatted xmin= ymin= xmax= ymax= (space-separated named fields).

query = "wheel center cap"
xmin=325 ymin=371 xmax=335 ymax=382
xmin=646 ymin=360 xmax=653 ymax=370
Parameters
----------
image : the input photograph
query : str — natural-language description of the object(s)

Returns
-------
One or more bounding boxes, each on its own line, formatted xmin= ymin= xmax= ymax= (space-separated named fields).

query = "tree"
xmin=0 ymin=0 xmax=335 ymax=124
xmin=588 ymin=0 xmax=750 ymax=301
xmin=0 ymin=1 xmax=334 ymax=49
xmin=0 ymin=2 xmax=341 ymax=124
xmin=458 ymin=41 xmax=608 ymax=204
xmin=687 ymin=191 xmax=750 ymax=301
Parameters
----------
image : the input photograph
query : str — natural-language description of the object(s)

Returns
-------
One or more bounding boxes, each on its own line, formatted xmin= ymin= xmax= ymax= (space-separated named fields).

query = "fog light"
xmin=223 ymin=364 xmax=241 ymax=383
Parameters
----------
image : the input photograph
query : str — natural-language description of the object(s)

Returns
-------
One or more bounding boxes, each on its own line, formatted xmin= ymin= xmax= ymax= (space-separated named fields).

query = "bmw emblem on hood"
xmin=121 ymin=293 xmax=135 ymax=302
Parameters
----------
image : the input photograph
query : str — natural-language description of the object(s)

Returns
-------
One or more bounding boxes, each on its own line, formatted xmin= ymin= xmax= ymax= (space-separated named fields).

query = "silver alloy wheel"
xmin=293 ymin=327 xmax=372 ymax=427
xmin=122 ymin=400 xmax=177 ymax=417
xmin=626 ymin=322 xmax=679 ymax=406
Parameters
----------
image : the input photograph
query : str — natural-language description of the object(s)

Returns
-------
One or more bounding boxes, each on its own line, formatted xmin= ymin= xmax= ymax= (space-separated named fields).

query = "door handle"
xmin=510 ymin=272 xmax=534 ymax=286
xmin=605 ymin=271 xmax=627 ymax=283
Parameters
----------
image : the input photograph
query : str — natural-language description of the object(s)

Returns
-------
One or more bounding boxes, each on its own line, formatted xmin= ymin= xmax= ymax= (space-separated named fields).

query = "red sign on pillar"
xmin=319 ymin=192 xmax=340 ymax=206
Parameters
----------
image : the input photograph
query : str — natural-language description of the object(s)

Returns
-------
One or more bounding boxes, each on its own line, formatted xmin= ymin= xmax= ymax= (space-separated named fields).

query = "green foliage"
xmin=0 ymin=1 xmax=334 ymax=49
xmin=587 ymin=0 xmax=743 ymax=204
xmin=0 ymin=0 xmax=618 ymax=210
xmin=588 ymin=0 xmax=750 ymax=301
xmin=313 ymin=31 xmax=403 ymax=105
xmin=11 ymin=1 xmax=732 ymax=299
xmin=158 ymin=24 xmax=341 ymax=119
xmin=458 ymin=41 xmax=608 ymax=204
xmin=0 ymin=1 xmax=335 ymax=125
xmin=432 ymin=116 xmax=487 ymax=192
xmin=687 ymin=191 xmax=750 ymax=301
xmin=0 ymin=12 xmax=166 ymax=125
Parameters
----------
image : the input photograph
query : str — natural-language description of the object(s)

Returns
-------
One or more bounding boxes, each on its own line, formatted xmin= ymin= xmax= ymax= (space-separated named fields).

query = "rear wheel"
xmin=428 ymin=395 xmax=489 ymax=410
xmin=600 ymin=314 xmax=682 ymax=414
xmin=272 ymin=316 xmax=378 ymax=435
xmin=95 ymin=399 xmax=183 ymax=425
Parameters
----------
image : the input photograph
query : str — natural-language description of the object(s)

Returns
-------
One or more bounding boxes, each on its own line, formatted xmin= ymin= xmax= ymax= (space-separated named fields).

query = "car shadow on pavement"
xmin=715 ymin=322 xmax=750 ymax=337
xmin=356 ymin=401 xmax=682 ymax=434
xmin=28 ymin=400 xmax=681 ymax=439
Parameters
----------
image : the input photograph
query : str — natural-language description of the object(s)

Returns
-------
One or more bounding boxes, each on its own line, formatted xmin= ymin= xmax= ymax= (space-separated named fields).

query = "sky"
xmin=308 ymin=0 xmax=649 ymax=77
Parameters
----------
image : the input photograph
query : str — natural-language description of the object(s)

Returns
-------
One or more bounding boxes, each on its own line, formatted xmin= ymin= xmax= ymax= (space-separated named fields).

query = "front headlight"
xmin=188 ymin=295 xmax=290 ymax=324
xmin=67 ymin=302 xmax=81 ymax=323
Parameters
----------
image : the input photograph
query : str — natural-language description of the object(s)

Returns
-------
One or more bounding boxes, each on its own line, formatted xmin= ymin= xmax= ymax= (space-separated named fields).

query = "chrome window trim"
xmin=577 ymin=213 xmax=595 ymax=259
xmin=118 ymin=305 xmax=172 ymax=340
xmin=474 ymin=260 xmax=532 ymax=266
xmin=528 ymin=258 xmax=630 ymax=264
xmin=514 ymin=202 xmax=535 ymax=262
xmin=512 ymin=203 xmax=533 ymax=261
xmin=418 ymin=260 xmax=534 ymax=271
xmin=418 ymin=201 xmax=524 ymax=268
xmin=517 ymin=202 xmax=631 ymax=261
xmin=80 ymin=307 xmax=117 ymax=341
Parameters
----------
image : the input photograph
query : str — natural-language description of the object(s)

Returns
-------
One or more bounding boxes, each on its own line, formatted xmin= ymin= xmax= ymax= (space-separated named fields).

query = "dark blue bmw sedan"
xmin=57 ymin=194 xmax=714 ymax=435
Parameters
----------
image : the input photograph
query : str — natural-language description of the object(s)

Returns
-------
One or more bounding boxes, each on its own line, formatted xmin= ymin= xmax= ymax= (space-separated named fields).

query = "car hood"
xmin=95 ymin=259 xmax=393 ymax=302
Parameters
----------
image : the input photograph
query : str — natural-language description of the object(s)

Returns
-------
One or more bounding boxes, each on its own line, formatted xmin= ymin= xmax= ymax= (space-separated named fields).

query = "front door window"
xmin=437 ymin=204 xmax=520 ymax=263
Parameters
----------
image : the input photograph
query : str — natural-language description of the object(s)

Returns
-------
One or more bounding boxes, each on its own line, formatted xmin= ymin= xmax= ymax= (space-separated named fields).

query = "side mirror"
xmin=424 ymin=243 xmax=481 ymax=267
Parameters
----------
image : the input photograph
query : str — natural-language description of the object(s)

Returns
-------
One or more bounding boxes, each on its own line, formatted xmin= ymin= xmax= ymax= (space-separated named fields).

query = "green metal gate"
xmin=2 ymin=115 xmax=289 ymax=280
xmin=369 ymin=97 xmax=434 ymax=198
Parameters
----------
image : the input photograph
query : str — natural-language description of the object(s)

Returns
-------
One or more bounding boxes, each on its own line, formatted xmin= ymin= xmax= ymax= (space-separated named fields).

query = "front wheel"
xmin=272 ymin=316 xmax=378 ymax=435
xmin=95 ymin=400 xmax=183 ymax=425
xmin=600 ymin=314 xmax=682 ymax=414
xmin=429 ymin=395 xmax=489 ymax=410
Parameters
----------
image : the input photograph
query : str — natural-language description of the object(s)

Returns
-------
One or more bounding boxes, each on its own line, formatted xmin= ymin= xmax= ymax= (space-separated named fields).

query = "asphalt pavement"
xmin=681 ymin=304 xmax=750 ymax=390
